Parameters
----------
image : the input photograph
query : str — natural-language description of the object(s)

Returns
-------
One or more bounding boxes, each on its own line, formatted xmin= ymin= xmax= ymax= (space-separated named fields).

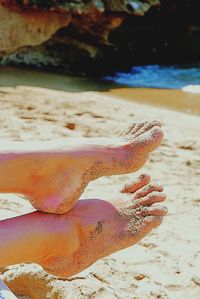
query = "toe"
xmin=133 ymin=120 xmax=162 ymax=138
xmin=136 ymin=205 xmax=168 ymax=217
xmin=134 ymin=126 xmax=164 ymax=152
xmin=132 ymin=192 xmax=166 ymax=207
xmin=133 ymin=184 xmax=164 ymax=199
xmin=127 ymin=215 xmax=164 ymax=238
xmin=128 ymin=122 xmax=148 ymax=135
xmin=122 ymin=122 xmax=147 ymax=137
xmin=121 ymin=173 xmax=151 ymax=193
xmin=142 ymin=215 xmax=164 ymax=229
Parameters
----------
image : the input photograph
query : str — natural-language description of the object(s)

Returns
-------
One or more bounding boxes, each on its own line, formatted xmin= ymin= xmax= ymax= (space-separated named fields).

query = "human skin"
xmin=0 ymin=174 xmax=167 ymax=277
xmin=0 ymin=120 xmax=164 ymax=214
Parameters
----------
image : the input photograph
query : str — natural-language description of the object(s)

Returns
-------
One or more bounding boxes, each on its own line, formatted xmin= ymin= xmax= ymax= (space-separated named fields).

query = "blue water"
xmin=105 ymin=64 xmax=200 ymax=89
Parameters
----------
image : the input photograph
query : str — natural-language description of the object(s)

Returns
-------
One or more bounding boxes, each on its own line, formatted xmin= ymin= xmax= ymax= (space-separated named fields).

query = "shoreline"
xmin=104 ymin=87 xmax=200 ymax=116
xmin=1 ymin=66 xmax=200 ymax=116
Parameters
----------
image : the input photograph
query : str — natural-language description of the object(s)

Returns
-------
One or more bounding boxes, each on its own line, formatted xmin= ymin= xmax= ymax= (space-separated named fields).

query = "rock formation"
xmin=0 ymin=0 xmax=199 ymax=75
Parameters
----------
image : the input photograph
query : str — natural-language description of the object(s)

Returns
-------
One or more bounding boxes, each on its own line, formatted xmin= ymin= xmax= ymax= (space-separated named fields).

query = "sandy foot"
xmin=40 ymin=174 xmax=167 ymax=278
xmin=20 ymin=120 xmax=163 ymax=214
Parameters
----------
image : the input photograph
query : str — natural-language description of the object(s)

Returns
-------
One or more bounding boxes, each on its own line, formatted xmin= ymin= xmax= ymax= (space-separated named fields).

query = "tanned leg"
xmin=0 ymin=174 xmax=167 ymax=278
xmin=0 ymin=121 xmax=164 ymax=214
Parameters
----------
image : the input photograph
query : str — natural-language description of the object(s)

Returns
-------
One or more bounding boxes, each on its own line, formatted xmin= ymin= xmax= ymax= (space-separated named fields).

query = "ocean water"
xmin=103 ymin=64 xmax=200 ymax=115
xmin=105 ymin=64 xmax=200 ymax=91
xmin=0 ymin=65 xmax=200 ymax=116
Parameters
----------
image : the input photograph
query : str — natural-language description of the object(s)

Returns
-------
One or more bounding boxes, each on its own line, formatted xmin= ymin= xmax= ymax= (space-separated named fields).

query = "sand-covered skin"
xmin=0 ymin=78 xmax=200 ymax=298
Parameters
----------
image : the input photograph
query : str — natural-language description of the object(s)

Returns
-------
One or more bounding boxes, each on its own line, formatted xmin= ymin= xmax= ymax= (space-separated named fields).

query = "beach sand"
xmin=0 ymin=67 xmax=200 ymax=299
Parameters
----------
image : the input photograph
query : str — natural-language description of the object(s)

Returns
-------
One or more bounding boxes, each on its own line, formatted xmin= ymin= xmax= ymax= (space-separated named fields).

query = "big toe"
xmin=134 ymin=126 xmax=164 ymax=152
xmin=127 ymin=215 xmax=164 ymax=240
xmin=141 ymin=215 xmax=164 ymax=232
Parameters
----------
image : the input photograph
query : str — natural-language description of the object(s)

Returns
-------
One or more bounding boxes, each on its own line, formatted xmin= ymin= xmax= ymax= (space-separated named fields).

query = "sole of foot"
xmin=40 ymin=173 xmax=167 ymax=278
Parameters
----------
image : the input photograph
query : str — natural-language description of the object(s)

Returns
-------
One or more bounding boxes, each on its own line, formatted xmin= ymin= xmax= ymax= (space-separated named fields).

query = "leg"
xmin=0 ymin=120 xmax=164 ymax=214
xmin=0 ymin=174 xmax=167 ymax=278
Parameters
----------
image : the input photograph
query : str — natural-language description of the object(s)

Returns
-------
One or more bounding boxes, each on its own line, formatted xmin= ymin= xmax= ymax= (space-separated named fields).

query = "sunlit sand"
xmin=0 ymin=66 xmax=199 ymax=299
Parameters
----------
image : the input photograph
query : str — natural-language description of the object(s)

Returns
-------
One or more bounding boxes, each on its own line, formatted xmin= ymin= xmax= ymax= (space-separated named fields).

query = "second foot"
xmin=40 ymin=174 xmax=167 ymax=277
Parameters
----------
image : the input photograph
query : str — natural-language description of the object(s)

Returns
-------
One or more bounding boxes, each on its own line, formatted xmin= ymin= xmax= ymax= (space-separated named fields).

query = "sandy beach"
xmin=0 ymin=67 xmax=200 ymax=299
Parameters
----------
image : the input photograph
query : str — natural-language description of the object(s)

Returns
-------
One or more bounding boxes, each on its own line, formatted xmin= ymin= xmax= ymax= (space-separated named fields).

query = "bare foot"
xmin=40 ymin=174 xmax=167 ymax=278
xmin=7 ymin=120 xmax=163 ymax=214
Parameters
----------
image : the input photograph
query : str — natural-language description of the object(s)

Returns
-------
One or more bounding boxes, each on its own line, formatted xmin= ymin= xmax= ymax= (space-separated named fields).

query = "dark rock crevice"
xmin=0 ymin=0 xmax=200 ymax=75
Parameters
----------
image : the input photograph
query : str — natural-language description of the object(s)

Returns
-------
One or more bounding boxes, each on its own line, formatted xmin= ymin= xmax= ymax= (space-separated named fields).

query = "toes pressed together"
xmin=120 ymin=173 xmax=167 ymax=224
xmin=132 ymin=120 xmax=162 ymax=138
xmin=122 ymin=120 xmax=162 ymax=138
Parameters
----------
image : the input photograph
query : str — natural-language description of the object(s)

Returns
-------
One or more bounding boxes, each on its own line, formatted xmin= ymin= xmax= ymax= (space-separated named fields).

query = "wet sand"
xmin=1 ymin=66 xmax=200 ymax=115
xmin=0 ymin=66 xmax=200 ymax=299
xmin=106 ymin=87 xmax=200 ymax=116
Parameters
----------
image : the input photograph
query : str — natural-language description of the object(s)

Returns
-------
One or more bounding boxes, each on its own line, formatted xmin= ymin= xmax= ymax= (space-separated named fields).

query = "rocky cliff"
xmin=0 ymin=0 xmax=199 ymax=75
